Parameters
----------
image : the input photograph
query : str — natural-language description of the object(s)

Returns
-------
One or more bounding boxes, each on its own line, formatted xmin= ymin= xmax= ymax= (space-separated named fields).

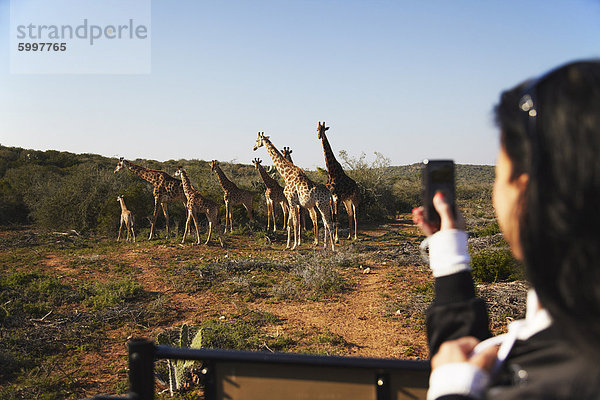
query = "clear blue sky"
xmin=1 ymin=0 xmax=599 ymax=169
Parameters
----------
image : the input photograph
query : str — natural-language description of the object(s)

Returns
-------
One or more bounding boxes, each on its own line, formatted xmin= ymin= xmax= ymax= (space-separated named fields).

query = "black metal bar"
xmin=376 ymin=373 xmax=391 ymax=400
xmin=128 ymin=338 xmax=155 ymax=400
xmin=200 ymin=360 xmax=216 ymax=400
xmin=155 ymin=345 xmax=429 ymax=371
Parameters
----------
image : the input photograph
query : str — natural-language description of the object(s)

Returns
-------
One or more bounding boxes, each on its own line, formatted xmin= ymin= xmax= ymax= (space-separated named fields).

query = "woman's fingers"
xmin=433 ymin=192 xmax=455 ymax=230
xmin=431 ymin=337 xmax=479 ymax=369
xmin=433 ymin=192 xmax=466 ymax=231
xmin=432 ymin=336 xmax=499 ymax=373
xmin=412 ymin=206 xmax=436 ymax=236
xmin=470 ymin=345 xmax=499 ymax=371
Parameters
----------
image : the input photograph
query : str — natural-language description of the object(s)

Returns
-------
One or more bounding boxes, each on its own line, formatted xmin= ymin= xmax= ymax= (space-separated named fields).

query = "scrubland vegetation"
xmin=0 ymin=145 xmax=494 ymax=234
xmin=0 ymin=145 xmax=525 ymax=399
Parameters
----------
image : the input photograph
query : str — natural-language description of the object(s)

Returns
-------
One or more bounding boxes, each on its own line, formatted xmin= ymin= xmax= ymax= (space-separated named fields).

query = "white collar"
xmin=472 ymin=289 xmax=553 ymax=373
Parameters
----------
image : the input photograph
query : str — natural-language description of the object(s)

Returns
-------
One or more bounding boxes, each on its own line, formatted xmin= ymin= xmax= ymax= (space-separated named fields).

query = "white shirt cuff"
xmin=428 ymin=229 xmax=471 ymax=278
xmin=427 ymin=362 xmax=490 ymax=400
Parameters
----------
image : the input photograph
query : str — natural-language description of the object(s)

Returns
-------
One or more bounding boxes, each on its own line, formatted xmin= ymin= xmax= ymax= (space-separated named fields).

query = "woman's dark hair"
xmin=495 ymin=60 xmax=600 ymax=357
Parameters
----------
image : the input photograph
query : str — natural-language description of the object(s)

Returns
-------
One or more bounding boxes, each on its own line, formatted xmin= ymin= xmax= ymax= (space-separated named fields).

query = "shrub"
xmin=338 ymin=150 xmax=397 ymax=221
xmin=84 ymin=278 xmax=144 ymax=310
xmin=296 ymin=262 xmax=346 ymax=300
xmin=200 ymin=310 xmax=278 ymax=351
xmin=0 ymin=181 xmax=29 ymax=225
xmin=473 ymin=222 xmax=501 ymax=237
xmin=21 ymin=163 xmax=115 ymax=232
xmin=0 ymin=271 xmax=76 ymax=324
xmin=470 ymin=249 xmax=524 ymax=283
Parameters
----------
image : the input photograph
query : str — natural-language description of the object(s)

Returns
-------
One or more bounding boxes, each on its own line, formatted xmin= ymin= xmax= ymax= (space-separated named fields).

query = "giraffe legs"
xmin=191 ymin=210 xmax=201 ymax=244
xmin=125 ymin=217 xmax=134 ymax=242
xmin=129 ymin=217 xmax=136 ymax=242
xmin=118 ymin=218 xmax=124 ymax=241
xmin=206 ymin=221 xmax=213 ymax=244
xmin=206 ymin=216 xmax=215 ymax=245
xmin=287 ymin=205 xmax=300 ymax=250
xmin=244 ymin=201 xmax=253 ymax=222
xmin=294 ymin=206 xmax=301 ymax=250
xmin=297 ymin=206 xmax=306 ymax=246
xmin=224 ymin=202 xmax=231 ymax=233
xmin=286 ymin=209 xmax=293 ymax=249
xmin=308 ymin=207 xmax=319 ymax=246
xmin=316 ymin=201 xmax=335 ymax=251
xmin=301 ymin=207 xmax=307 ymax=231
xmin=280 ymin=201 xmax=289 ymax=232
xmin=161 ymin=202 xmax=170 ymax=238
xmin=148 ymin=199 xmax=170 ymax=240
xmin=182 ymin=209 xmax=192 ymax=244
xmin=266 ymin=197 xmax=274 ymax=231
xmin=149 ymin=198 xmax=161 ymax=240
xmin=343 ymin=199 xmax=358 ymax=240
xmin=205 ymin=209 xmax=214 ymax=244
xmin=206 ymin=208 xmax=224 ymax=247
xmin=331 ymin=196 xmax=340 ymax=244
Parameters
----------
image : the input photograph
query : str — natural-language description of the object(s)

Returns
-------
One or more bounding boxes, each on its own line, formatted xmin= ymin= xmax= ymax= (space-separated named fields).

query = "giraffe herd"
xmin=113 ymin=122 xmax=359 ymax=251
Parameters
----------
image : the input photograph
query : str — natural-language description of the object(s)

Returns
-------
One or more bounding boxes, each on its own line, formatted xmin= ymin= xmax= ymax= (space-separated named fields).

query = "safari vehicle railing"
xmin=90 ymin=338 xmax=430 ymax=400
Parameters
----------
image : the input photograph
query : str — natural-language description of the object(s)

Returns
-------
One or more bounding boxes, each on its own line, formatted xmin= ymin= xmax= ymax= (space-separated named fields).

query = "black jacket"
xmin=426 ymin=272 xmax=600 ymax=400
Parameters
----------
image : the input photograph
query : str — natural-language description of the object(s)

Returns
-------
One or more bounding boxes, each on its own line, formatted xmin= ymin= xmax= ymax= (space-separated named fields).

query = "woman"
xmin=413 ymin=60 xmax=600 ymax=399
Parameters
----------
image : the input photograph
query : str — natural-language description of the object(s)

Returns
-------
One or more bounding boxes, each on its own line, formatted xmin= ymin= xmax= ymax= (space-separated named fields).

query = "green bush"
xmin=9 ymin=163 xmax=115 ymax=233
xmin=338 ymin=150 xmax=398 ymax=221
xmin=473 ymin=222 xmax=501 ymax=237
xmin=0 ymin=271 xmax=76 ymax=324
xmin=296 ymin=262 xmax=346 ymax=300
xmin=0 ymin=181 xmax=30 ymax=225
xmin=200 ymin=310 xmax=278 ymax=350
xmin=470 ymin=249 xmax=524 ymax=283
xmin=84 ymin=278 xmax=144 ymax=310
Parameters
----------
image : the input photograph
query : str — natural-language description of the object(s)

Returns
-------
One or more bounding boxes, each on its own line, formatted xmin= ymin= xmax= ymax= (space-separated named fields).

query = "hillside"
xmin=0 ymin=145 xmax=495 ymax=234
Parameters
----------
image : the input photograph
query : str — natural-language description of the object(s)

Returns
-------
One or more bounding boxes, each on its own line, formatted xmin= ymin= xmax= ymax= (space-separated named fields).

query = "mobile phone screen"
xmin=422 ymin=159 xmax=455 ymax=225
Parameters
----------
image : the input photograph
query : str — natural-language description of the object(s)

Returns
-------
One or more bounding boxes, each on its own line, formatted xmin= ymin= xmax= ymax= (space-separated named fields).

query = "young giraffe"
xmin=174 ymin=167 xmax=223 ymax=246
xmin=281 ymin=146 xmax=311 ymax=234
xmin=252 ymin=158 xmax=289 ymax=232
xmin=210 ymin=160 xmax=254 ymax=233
xmin=114 ymin=158 xmax=185 ymax=239
xmin=116 ymin=195 xmax=136 ymax=242
xmin=317 ymin=121 xmax=360 ymax=242
xmin=253 ymin=132 xmax=334 ymax=251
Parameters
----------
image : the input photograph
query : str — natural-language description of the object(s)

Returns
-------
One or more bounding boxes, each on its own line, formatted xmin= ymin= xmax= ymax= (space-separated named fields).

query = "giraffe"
xmin=252 ymin=158 xmax=289 ymax=232
xmin=281 ymin=146 xmax=310 ymax=233
xmin=253 ymin=132 xmax=334 ymax=251
xmin=116 ymin=195 xmax=136 ymax=242
xmin=317 ymin=121 xmax=360 ymax=242
xmin=114 ymin=158 xmax=185 ymax=240
xmin=174 ymin=166 xmax=223 ymax=246
xmin=210 ymin=160 xmax=254 ymax=233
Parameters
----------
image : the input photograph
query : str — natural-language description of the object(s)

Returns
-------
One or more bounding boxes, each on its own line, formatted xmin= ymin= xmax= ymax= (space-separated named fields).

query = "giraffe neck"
xmin=178 ymin=170 xmax=194 ymax=198
xmin=257 ymin=163 xmax=279 ymax=188
xmin=118 ymin=199 xmax=128 ymax=213
xmin=214 ymin=166 xmax=237 ymax=191
xmin=320 ymin=133 xmax=344 ymax=178
xmin=124 ymin=160 xmax=161 ymax=185
xmin=263 ymin=138 xmax=300 ymax=185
